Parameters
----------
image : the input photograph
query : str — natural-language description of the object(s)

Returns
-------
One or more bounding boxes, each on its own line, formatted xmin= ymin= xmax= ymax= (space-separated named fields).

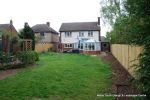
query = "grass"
xmin=0 ymin=52 xmax=113 ymax=100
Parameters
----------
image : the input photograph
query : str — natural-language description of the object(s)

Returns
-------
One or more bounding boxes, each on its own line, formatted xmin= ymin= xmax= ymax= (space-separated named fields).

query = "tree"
xmin=19 ymin=23 xmax=35 ymax=50
xmin=125 ymin=0 xmax=150 ymax=98
xmin=101 ymin=0 xmax=150 ymax=98
xmin=100 ymin=0 xmax=127 ymax=26
xmin=100 ymin=0 xmax=129 ymax=43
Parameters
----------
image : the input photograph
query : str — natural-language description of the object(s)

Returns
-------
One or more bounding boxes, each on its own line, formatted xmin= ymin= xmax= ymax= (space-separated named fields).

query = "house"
xmin=59 ymin=17 xmax=101 ymax=55
xmin=32 ymin=22 xmax=59 ymax=52
xmin=0 ymin=20 xmax=18 ymax=53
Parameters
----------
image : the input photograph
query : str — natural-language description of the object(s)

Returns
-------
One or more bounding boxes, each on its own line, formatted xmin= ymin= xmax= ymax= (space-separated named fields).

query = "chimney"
xmin=10 ymin=20 xmax=13 ymax=25
xmin=98 ymin=17 xmax=100 ymax=26
xmin=46 ymin=22 xmax=50 ymax=27
xmin=24 ymin=22 xmax=28 ymax=27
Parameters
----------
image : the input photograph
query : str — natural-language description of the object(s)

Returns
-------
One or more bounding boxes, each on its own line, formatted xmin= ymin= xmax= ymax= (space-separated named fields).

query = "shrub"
xmin=0 ymin=52 xmax=9 ymax=65
xmin=34 ymin=51 xmax=39 ymax=61
xmin=0 ymin=52 xmax=18 ymax=69
xmin=0 ymin=51 xmax=39 ymax=69
xmin=17 ymin=51 xmax=39 ymax=65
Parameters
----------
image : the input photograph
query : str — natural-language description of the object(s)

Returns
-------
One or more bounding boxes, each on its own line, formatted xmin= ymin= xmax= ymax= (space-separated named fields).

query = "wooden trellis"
xmin=22 ymin=39 xmax=32 ymax=51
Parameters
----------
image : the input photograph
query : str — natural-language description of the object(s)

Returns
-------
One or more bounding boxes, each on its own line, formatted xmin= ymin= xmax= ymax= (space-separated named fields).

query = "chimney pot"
xmin=10 ymin=20 xmax=13 ymax=25
xmin=24 ymin=22 xmax=28 ymax=27
xmin=46 ymin=22 xmax=50 ymax=27
xmin=98 ymin=17 xmax=100 ymax=26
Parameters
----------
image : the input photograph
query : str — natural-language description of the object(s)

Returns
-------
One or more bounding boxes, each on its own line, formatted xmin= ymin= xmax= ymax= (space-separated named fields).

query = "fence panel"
xmin=35 ymin=43 xmax=53 ymax=53
xmin=111 ymin=44 xmax=143 ymax=77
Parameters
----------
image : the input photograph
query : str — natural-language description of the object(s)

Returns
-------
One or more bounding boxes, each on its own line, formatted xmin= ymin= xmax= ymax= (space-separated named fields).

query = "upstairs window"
xmin=40 ymin=32 xmax=45 ymax=36
xmin=40 ymin=32 xmax=45 ymax=40
xmin=79 ymin=32 xmax=84 ymax=37
xmin=88 ymin=31 xmax=93 ymax=37
xmin=65 ymin=32 xmax=72 ymax=37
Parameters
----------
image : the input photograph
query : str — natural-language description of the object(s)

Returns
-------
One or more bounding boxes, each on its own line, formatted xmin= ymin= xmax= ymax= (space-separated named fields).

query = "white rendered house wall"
xmin=61 ymin=31 xmax=100 ymax=44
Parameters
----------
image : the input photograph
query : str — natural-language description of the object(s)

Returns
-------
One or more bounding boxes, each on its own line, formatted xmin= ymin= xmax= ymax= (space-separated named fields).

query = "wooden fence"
xmin=111 ymin=44 xmax=143 ymax=77
xmin=35 ymin=43 xmax=53 ymax=53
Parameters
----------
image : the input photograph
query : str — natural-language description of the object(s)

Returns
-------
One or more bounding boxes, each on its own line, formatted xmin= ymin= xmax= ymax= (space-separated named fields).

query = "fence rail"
xmin=111 ymin=44 xmax=143 ymax=77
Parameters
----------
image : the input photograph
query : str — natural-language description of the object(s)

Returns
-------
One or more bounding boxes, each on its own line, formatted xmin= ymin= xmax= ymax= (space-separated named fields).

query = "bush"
xmin=0 ymin=52 xmax=19 ymax=70
xmin=0 ymin=52 xmax=9 ymax=65
xmin=0 ymin=51 xmax=39 ymax=69
xmin=17 ymin=51 xmax=39 ymax=65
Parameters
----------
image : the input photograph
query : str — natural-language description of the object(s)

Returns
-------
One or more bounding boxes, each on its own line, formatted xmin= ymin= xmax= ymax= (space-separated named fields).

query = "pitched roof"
xmin=59 ymin=22 xmax=100 ymax=32
xmin=0 ymin=24 xmax=18 ymax=33
xmin=32 ymin=24 xmax=59 ymax=34
xmin=0 ymin=24 xmax=9 ymax=30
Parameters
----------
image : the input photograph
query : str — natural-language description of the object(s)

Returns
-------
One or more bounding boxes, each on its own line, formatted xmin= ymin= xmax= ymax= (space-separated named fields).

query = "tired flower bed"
xmin=0 ymin=51 xmax=39 ymax=70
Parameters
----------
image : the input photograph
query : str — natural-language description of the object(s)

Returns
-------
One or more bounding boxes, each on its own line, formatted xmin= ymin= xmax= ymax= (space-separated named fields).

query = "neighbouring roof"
xmin=59 ymin=22 xmax=100 ymax=32
xmin=0 ymin=24 xmax=9 ymax=30
xmin=0 ymin=24 xmax=17 ymax=33
xmin=32 ymin=24 xmax=59 ymax=34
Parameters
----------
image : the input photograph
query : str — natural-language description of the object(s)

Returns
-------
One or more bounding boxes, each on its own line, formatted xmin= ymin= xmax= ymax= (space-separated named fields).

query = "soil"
xmin=0 ymin=65 xmax=35 ymax=80
xmin=100 ymin=52 xmax=139 ymax=100
xmin=0 ymin=68 xmax=22 ymax=80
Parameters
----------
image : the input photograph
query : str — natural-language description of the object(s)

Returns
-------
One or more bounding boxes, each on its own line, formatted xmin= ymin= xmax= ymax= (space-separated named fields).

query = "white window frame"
xmin=88 ymin=31 xmax=93 ymax=37
xmin=64 ymin=43 xmax=73 ymax=48
xmin=65 ymin=32 xmax=72 ymax=37
xmin=40 ymin=32 xmax=45 ymax=36
xmin=40 ymin=32 xmax=45 ymax=40
xmin=80 ymin=43 xmax=83 ymax=50
xmin=79 ymin=32 xmax=84 ymax=37
xmin=84 ymin=43 xmax=95 ymax=51
xmin=85 ymin=43 xmax=88 ymax=50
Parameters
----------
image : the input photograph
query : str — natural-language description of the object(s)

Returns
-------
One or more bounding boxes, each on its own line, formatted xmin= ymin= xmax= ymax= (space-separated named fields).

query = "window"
xmin=70 ymin=44 xmax=73 ymax=47
xmin=78 ymin=44 xmax=80 ymax=48
xmin=65 ymin=44 xmax=68 ymax=48
xmin=64 ymin=44 xmax=73 ymax=48
xmin=85 ymin=43 xmax=88 ymax=50
xmin=88 ymin=31 xmax=93 ymax=37
xmin=65 ymin=32 xmax=72 ymax=37
xmin=80 ymin=43 xmax=83 ymax=50
xmin=88 ymin=44 xmax=92 ymax=50
xmin=91 ymin=43 xmax=95 ymax=50
xmin=86 ymin=43 xmax=95 ymax=50
xmin=78 ymin=43 xmax=84 ymax=50
xmin=40 ymin=32 xmax=45 ymax=36
xmin=79 ymin=32 xmax=84 ymax=37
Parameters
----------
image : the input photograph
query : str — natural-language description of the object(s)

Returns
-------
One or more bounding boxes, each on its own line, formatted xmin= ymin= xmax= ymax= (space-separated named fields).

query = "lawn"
xmin=0 ymin=53 xmax=112 ymax=100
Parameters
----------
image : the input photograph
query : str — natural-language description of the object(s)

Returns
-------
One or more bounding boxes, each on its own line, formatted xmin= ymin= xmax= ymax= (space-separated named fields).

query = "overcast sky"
xmin=0 ymin=0 xmax=107 ymax=36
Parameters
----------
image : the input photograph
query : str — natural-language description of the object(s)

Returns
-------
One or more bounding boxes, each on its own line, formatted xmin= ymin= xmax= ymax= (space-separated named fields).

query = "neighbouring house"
xmin=32 ymin=22 xmax=59 ymax=52
xmin=0 ymin=20 xmax=19 ymax=53
xmin=59 ymin=17 xmax=101 ymax=55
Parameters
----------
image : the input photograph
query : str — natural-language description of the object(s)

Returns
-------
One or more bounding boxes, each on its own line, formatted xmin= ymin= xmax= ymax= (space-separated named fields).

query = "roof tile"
xmin=59 ymin=22 xmax=100 ymax=32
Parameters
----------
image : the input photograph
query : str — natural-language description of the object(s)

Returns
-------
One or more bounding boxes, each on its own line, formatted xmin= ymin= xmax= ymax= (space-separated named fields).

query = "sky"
xmin=0 ymin=0 xmax=107 ymax=36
